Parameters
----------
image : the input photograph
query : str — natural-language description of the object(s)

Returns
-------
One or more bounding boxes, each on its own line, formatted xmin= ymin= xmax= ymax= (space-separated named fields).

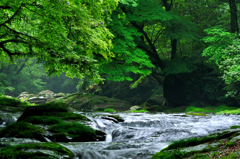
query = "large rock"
xmin=68 ymin=93 xmax=132 ymax=111
xmin=17 ymin=92 xmax=29 ymax=100
xmin=145 ymin=95 xmax=168 ymax=111
xmin=146 ymin=95 xmax=167 ymax=107
xmin=28 ymin=96 xmax=47 ymax=105
xmin=38 ymin=90 xmax=54 ymax=98
xmin=97 ymin=73 xmax=162 ymax=105
xmin=15 ymin=102 xmax=105 ymax=142
xmin=0 ymin=142 xmax=74 ymax=159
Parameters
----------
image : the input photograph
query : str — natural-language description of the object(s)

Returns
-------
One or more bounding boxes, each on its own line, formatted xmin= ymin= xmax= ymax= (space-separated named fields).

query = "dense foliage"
xmin=1 ymin=0 xmax=240 ymax=106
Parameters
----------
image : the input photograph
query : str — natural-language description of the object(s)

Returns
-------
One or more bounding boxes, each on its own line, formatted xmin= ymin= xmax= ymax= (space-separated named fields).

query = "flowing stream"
xmin=61 ymin=112 xmax=240 ymax=159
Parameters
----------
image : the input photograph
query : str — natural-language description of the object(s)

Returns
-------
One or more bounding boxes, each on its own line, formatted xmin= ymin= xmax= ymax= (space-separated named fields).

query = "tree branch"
xmin=0 ymin=3 xmax=23 ymax=27
xmin=0 ymin=6 xmax=11 ymax=9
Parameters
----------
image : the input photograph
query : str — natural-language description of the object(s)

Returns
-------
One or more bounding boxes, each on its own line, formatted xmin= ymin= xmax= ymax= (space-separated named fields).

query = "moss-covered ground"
xmin=64 ymin=93 xmax=132 ymax=111
xmin=152 ymin=129 xmax=240 ymax=159
xmin=49 ymin=122 xmax=96 ymax=141
xmin=185 ymin=105 xmax=239 ymax=114
xmin=0 ymin=122 xmax=45 ymax=141
xmin=0 ymin=142 xmax=74 ymax=159
xmin=0 ymin=96 xmax=35 ymax=113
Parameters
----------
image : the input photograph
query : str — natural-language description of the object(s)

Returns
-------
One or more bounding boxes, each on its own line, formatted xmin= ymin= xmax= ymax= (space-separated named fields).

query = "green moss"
xmin=185 ymin=106 xmax=239 ymax=114
xmin=104 ymin=108 xmax=115 ymax=112
xmin=0 ymin=96 xmax=28 ymax=107
xmin=18 ymin=102 xmax=69 ymax=121
xmin=164 ymin=136 xmax=219 ymax=151
xmin=131 ymin=109 xmax=149 ymax=113
xmin=23 ymin=116 xmax=63 ymax=125
xmin=95 ymin=107 xmax=105 ymax=111
xmin=152 ymin=149 xmax=186 ymax=159
xmin=217 ymin=109 xmax=240 ymax=115
xmin=230 ymin=125 xmax=240 ymax=129
xmin=225 ymin=141 xmax=235 ymax=147
xmin=186 ymin=112 xmax=206 ymax=116
xmin=49 ymin=122 xmax=96 ymax=141
xmin=0 ymin=142 xmax=74 ymax=159
xmin=52 ymin=112 xmax=90 ymax=121
xmin=0 ymin=122 xmax=44 ymax=141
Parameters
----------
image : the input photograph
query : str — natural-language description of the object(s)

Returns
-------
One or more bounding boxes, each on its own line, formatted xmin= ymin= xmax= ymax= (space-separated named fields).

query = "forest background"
xmin=1 ymin=0 xmax=240 ymax=108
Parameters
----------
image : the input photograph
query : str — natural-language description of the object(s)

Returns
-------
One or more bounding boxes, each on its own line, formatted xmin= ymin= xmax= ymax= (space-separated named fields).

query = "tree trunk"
xmin=171 ymin=39 xmax=177 ymax=59
xmin=229 ymin=0 xmax=239 ymax=34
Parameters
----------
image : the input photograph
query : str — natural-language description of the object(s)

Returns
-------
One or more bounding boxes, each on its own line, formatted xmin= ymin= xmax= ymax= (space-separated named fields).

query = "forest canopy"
xmin=1 ymin=0 xmax=240 ymax=104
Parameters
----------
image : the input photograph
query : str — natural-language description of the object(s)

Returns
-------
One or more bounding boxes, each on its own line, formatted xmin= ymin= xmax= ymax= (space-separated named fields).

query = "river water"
xmin=61 ymin=112 xmax=240 ymax=159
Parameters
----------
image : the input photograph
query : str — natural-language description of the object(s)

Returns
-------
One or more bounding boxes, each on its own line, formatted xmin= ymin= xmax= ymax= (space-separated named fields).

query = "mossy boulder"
xmin=48 ymin=122 xmax=105 ymax=142
xmin=0 ymin=122 xmax=46 ymax=142
xmin=0 ymin=96 xmax=28 ymax=107
xmin=152 ymin=128 xmax=240 ymax=159
xmin=0 ymin=142 xmax=74 ymax=159
xmin=146 ymin=95 xmax=167 ymax=107
xmin=17 ymin=102 xmax=69 ymax=121
xmin=38 ymin=90 xmax=54 ymax=98
xmin=66 ymin=93 xmax=132 ymax=111
xmin=14 ymin=101 xmax=103 ymax=142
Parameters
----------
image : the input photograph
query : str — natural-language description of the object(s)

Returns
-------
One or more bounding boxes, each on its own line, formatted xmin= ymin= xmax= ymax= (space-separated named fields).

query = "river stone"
xmin=1 ymin=115 xmax=17 ymax=125
xmin=38 ymin=90 xmax=54 ymax=98
xmin=146 ymin=95 xmax=167 ymax=107
xmin=53 ymin=92 xmax=65 ymax=98
xmin=130 ymin=106 xmax=141 ymax=111
xmin=28 ymin=96 xmax=47 ymax=105
xmin=230 ymin=135 xmax=240 ymax=143
xmin=0 ymin=142 xmax=74 ymax=159
xmin=17 ymin=92 xmax=29 ymax=100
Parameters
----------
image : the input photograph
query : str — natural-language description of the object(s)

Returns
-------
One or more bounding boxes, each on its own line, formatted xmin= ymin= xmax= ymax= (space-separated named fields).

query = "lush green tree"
xmin=0 ymin=57 xmax=46 ymax=96
xmin=0 ymin=0 xmax=117 ymax=82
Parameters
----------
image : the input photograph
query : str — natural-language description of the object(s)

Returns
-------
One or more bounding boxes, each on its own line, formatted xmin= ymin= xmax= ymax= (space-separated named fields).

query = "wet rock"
xmin=0 ymin=122 xmax=47 ymax=142
xmin=130 ymin=106 xmax=141 ymax=111
xmin=17 ymin=92 xmax=29 ymax=101
xmin=102 ymin=116 xmax=119 ymax=123
xmin=48 ymin=122 xmax=98 ymax=142
xmin=1 ymin=115 xmax=16 ymax=125
xmin=107 ymin=115 xmax=124 ymax=122
xmin=53 ymin=92 xmax=65 ymax=98
xmin=38 ymin=90 xmax=54 ymax=98
xmin=17 ymin=102 xmax=69 ymax=121
xmin=146 ymin=95 xmax=167 ymax=107
xmin=28 ymin=96 xmax=47 ymax=105
xmin=96 ymin=130 xmax=107 ymax=141
xmin=68 ymin=93 xmax=132 ymax=111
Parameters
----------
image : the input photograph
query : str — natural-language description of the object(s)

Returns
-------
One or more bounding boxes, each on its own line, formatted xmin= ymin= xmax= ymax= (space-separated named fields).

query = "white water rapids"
xmin=61 ymin=112 xmax=240 ymax=159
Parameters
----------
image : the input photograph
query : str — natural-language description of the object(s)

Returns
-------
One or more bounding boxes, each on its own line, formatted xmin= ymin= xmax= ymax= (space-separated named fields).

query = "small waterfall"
xmin=63 ymin=113 xmax=240 ymax=159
